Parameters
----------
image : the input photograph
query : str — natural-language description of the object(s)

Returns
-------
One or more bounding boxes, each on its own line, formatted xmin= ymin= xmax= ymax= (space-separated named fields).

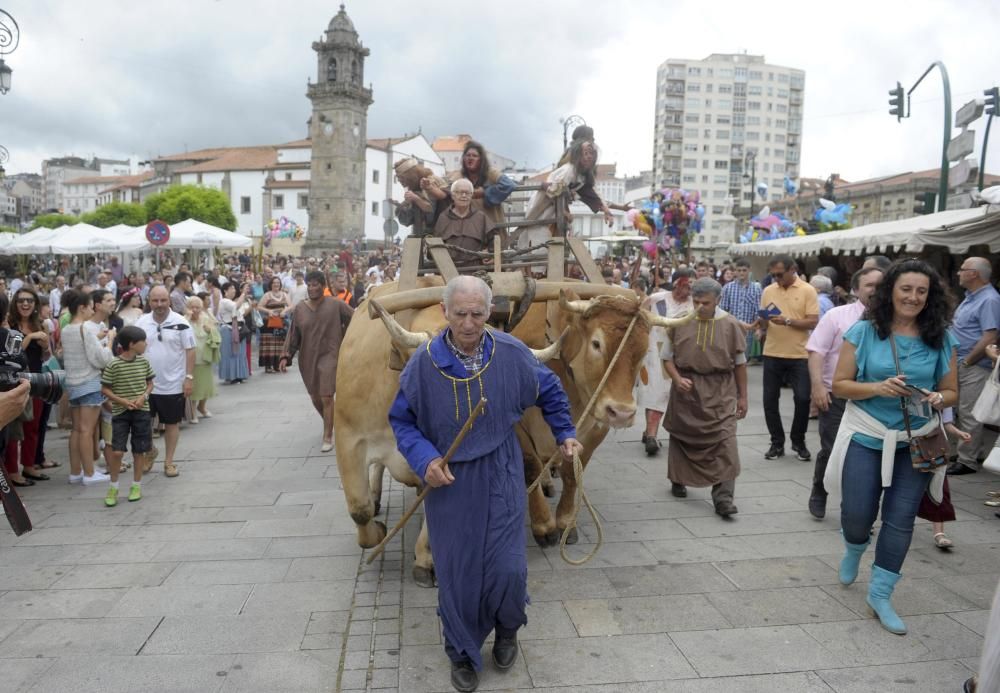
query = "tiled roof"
xmin=796 ymin=168 xmax=1000 ymax=198
xmin=155 ymin=147 xmax=245 ymax=163
xmin=595 ymin=164 xmax=618 ymax=180
xmin=173 ymin=147 xmax=278 ymax=173
xmin=277 ymin=139 xmax=312 ymax=149
xmin=98 ymin=171 xmax=155 ymax=194
xmin=431 ymin=135 xmax=473 ymax=152
xmin=366 ymin=135 xmax=419 ymax=152
xmin=265 ymin=179 xmax=310 ymax=189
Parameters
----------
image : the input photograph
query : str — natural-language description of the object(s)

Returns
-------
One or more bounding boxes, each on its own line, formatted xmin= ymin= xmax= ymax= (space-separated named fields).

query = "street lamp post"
xmin=0 ymin=9 xmax=20 ymax=95
xmin=742 ymin=149 xmax=757 ymax=218
xmin=0 ymin=144 xmax=8 ymax=179
xmin=559 ymin=115 xmax=586 ymax=150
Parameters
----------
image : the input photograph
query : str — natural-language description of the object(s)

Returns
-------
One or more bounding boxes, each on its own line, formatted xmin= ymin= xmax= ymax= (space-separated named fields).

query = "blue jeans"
xmin=840 ymin=439 xmax=931 ymax=573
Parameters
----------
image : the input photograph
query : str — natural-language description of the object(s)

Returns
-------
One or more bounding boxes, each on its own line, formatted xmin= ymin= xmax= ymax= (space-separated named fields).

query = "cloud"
xmin=2 ymin=0 xmax=999 ymax=187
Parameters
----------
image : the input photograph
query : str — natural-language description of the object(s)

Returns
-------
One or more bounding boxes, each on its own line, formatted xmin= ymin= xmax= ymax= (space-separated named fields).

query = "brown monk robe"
xmin=661 ymin=305 xmax=748 ymax=516
xmin=281 ymin=276 xmax=354 ymax=451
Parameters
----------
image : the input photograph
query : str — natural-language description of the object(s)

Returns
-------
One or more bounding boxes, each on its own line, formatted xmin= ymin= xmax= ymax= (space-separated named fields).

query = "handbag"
xmin=237 ymin=320 xmax=252 ymax=342
xmin=265 ymin=315 xmax=284 ymax=330
xmin=890 ymin=335 xmax=949 ymax=472
xmin=972 ymin=357 xmax=1000 ymax=426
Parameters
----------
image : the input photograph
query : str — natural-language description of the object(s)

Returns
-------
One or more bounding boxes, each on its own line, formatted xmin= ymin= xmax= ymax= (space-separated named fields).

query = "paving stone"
xmin=0 ymin=587 xmax=127 ymax=619
xmin=13 ymin=526 xmax=122 ymax=546
xmin=815 ymin=659 xmax=977 ymax=693
xmin=523 ymin=633 xmax=696 ymax=686
xmin=714 ymin=556 xmax=841 ymax=590
xmin=143 ymin=612 xmax=310 ymax=654
xmin=238 ymin=518 xmax=334 ymax=538
xmin=671 ymin=624 xmax=841 ymax=676
xmin=528 ymin=566 xmax=619 ymax=602
xmin=284 ymin=556 xmax=360 ymax=581
xmin=913 ymin=543 xmax=1000 ymax=575
xmin=544 ymin=539 xmax=661 ymax=570
xmin=947 ymin=609 xmax=991 ymax=636
xmin=263 ymin=534 xmax=364 ymax=558
xmin=579 ymin=518 xmax=695 ymax=543
xmin=606 ymin=563 xmax=737 ymax=597
xmin=820 ymin=576 xmax=979 ymax=617
xmin=215 ymin=505 xmax=312 ymax=522
xmin=152 ymin=538 xmax=271 ymax=561
xmin=0 ymin=658 xmax=57 ymax=693
xmin=118 ymin=507 xmax=225 ymax=525
xmin=677 ymin=510 xmax=831 ymax=537
xmin=739 ymin=530 xmax=846 ymax=558
xmin=707 ymin=586 xmax=862 ymax=627
xmin=0 ymin=546 xmax=64 ymax=567
xmin=0 ymin=564 xmax=69 ymax=590
xmin=0 ymin=617 xmax=160 ymax=658
xmin=401 ymin=606 xmax=441 ymax=646
xmin=801 ymin=614 xmax=983 ymax=665
xmin=50 ymin=561 xmax=177 ymax=589
xmin=164 ymin=558 xmax=292 ymax=585
xmin=598 ymin=500 xmax=717 ymax=522
xmin=240 ymin=579 xmax=355 ymax=614
xmin=108 ymin=583 xmax=253 ymax=617
xmin=527 ymin=672 xmax=834 ymax=692
xmin=933 ymin=572 xmax=1000 ymax=609
xmin=399 ymin=642 xmax=533 ymax=691
xmin=644 ymin=535 xmax=762 ymax=563
xmin=565 ymin=594 xmax=730 ymax=635
xmin=186 ymin=491 xmax=281 ymax=508
xmin=520 ymin=599 xmax=578 ymax=640
xmin=305 ymin=610 xmax=349 ymax=635
xmin=110 ymin=521 xmax=245 ymax=544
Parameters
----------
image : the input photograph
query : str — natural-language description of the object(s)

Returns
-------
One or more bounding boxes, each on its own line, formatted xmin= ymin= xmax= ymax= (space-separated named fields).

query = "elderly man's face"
xmin=149 ymin=286 xmax=170 ymax=320
xmin=452 ymin=184 xmax=473 ymax=212
xmin=443 ymin=290 xmax=490 ymax=354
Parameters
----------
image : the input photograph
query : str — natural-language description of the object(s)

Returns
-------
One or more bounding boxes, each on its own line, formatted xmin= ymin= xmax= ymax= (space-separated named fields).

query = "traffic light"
xmin=889 ymin=81 xmax=905 ymax=121
xmin=986 ymin=87 xmax=999 ymax=117
xmin=913 ymin=191 xmax=936 ymax=215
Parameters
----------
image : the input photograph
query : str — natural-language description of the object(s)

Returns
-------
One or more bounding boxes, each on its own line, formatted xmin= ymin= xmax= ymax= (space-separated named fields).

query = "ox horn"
xmin=529 ymin=328 xmax=569 ymax=363
xmin=369 ymin=299 xmax=432 ymax=349
xmin=558 ymin=290 xmax=593 ymax=315
xmin=646 ymin=310 xmax=696 ymax=328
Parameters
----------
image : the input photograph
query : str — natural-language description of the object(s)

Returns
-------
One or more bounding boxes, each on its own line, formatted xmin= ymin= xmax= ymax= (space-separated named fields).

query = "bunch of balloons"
xmin=626 ymin=188 xmax=705 ymax=257
xmin=813 ymin=198 xmax=853 ymax=232
xmin=737 ymin=205 xmax=807 ymax=243
xmin=263 ymin=216 xmax=305 ymax=246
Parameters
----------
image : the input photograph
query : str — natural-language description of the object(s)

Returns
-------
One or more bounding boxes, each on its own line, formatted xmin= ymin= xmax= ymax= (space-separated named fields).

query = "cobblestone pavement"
xmin=0 ymin=366 xmax=996 ymax=692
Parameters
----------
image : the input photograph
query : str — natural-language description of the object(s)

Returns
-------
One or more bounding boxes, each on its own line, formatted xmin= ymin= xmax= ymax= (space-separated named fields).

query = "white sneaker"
xmin=82 ymin=472 xmax=110 ymax=486
xmin=68 ymin=473 xmax=83 ymax=484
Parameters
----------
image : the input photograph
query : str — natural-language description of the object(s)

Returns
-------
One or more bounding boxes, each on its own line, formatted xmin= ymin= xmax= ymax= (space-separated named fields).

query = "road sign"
xmin=947 ymin=130 xmax=975 ymax=161
xmin=382 ymin=219 xmax=398 ymax=236
xmin=955 ymin=99 xmax=984 ymax=129
xmin=145 ymin=219 xmax=170 ymax=246
xmin=949 ymin=159 xmax=973 ymax=188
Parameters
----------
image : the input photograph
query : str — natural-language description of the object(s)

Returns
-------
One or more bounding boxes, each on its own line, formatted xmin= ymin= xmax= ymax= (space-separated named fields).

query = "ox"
xmin=333 ymin=277 xmax=689 ymax=586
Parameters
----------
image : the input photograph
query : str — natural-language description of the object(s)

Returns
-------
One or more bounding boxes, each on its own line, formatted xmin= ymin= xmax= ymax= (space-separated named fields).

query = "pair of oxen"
xmin=333 ymin=277 xmax=691 ymax=586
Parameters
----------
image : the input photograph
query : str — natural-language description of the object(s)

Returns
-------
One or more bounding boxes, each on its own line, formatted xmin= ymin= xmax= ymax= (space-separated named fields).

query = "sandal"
xmin=933 ymin=532 xmax=954 ymax=550
xmin=164 ymin=463 xmax=179 ymax=478
xmin=22 ymin=471 xmax=51 ymax=481
xmin=11 ymin=478 xmax=35 ymax=487
xmin=985 ymin=499 xmax=1000 ymax=507
xmin=987 ymin=490 xmax=1000 ymax=498
xmin=38 ymin=460 xmax=61 ymax=469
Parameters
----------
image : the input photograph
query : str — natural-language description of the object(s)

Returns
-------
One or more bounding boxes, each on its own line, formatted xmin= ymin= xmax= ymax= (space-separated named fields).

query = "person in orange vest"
xmin=328 ymin=271 xmax=354 ymax=307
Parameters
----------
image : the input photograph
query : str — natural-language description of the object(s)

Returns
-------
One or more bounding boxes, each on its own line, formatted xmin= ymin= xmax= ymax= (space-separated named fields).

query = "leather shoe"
xmin=764 ymin=445 xmax=784 ymax=459
xmin=492 ymin=634 xmax=518 ymax=670
xmin=808 ymin=489 xmax=827 ymax=519
xmin=964 ymin=674 xmax=977 ymax=693
xmin=642 ymin=435 xmax=659 ymax=456
xmin=450 ymin=660 xmax=478 ymax=692
xmin=946 ymin=462 xmax=977 ymax=476
xmin=670 ymin=482 xmax=687 ymax=498
xmin=715 ymin=500 xmax=738 ymax=518
xmin=792 ymin=444 xmax=811 ymax=461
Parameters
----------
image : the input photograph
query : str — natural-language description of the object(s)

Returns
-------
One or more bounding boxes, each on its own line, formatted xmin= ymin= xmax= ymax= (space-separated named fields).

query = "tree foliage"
xmin=81 ymin=202 xmax=148 ymax=228
xmin=144 ymin=185 xmax=237 ymax=231
xmin=31 ymin=213 xmax=79 ymax=229
xmin=0 ymin=225 xmax=19 ymax=235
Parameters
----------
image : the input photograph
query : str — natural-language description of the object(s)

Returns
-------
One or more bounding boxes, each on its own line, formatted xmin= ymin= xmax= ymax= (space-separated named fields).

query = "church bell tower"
xmin=305 ymin=4 xmax=373 ymax=253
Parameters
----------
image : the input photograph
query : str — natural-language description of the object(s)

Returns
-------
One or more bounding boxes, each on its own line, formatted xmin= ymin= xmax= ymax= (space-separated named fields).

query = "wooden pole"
xmin=365 ymin=398 xmax=487 ymax=565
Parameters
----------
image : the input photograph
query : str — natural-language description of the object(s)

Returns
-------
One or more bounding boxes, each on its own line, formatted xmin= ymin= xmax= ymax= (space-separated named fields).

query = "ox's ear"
xmin=369 ymin=299 xmax=432 ymax=349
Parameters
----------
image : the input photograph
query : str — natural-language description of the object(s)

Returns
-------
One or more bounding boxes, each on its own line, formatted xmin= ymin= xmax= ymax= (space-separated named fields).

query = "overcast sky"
xmin=2 ymin=0 xmax=999 ymax=186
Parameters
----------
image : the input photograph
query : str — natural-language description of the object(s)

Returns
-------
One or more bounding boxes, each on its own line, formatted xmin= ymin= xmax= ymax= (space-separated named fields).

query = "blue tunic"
xmin=389 ymin=328 xmax=575 ymax=669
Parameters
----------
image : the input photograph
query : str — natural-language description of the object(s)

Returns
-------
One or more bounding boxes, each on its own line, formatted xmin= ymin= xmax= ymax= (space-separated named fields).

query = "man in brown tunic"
xmin=661 ymin=277 xmax=748 ymax=518
xmin=279 ymin=271 xmax=353 ymax=452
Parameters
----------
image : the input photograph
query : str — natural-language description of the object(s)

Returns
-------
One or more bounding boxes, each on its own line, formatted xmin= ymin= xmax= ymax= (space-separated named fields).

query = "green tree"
xmin=30 ymin=213 xmax=79 ymax=229
xmin=0 ymin=225 xmax=19 ymax=235
xmin=144 ymin=184 xmax=237 ymax=231
xmin=80 ymin=202 xmax=148 ymax=228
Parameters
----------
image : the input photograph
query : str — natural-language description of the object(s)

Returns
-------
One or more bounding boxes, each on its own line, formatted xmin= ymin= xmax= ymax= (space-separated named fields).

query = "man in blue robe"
xmin=389 ymin=275 xmax=580 ymax=692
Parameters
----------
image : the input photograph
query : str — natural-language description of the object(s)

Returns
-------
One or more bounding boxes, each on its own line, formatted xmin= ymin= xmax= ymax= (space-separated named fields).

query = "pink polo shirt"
xmin=806 ymin=300 xmax=866 ymax=390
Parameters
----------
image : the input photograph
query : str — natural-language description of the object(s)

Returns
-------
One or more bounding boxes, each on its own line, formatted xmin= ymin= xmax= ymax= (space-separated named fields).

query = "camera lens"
xmin=25 ymin=371 xmax=64 ymax=404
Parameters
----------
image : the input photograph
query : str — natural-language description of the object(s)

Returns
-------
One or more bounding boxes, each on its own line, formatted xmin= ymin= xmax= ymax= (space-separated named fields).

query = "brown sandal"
xmin=164 ymin=463 xmax=179 ymax=478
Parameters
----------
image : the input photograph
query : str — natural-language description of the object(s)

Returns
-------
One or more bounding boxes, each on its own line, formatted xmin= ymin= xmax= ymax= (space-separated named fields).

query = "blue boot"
xmin=839 ymin=535 xmax=869 ymax=586
xmin=866 ymin=565 xmax=906 ymax=635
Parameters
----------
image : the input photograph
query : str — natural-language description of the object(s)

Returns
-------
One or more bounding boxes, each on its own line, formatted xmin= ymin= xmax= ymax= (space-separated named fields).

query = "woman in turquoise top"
xmin=832 ymin=259 xmax=958 ymax=635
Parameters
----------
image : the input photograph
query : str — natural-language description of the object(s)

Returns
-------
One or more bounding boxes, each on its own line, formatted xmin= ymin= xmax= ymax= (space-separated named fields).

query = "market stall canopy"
xmin=50 ymin=223 xmax=150 ymax=255
xmin=163 ymin=219 xmax=252 ymax=248
xmin=728 ymin=206 xmax=1000 ymax=258
xmin=578 ymin=234 xmax=649 ymax=243
xmin=3 ymin=225 xmax=69 ymax=255
xmin=0 ymin=233 xmax=18 ymax=251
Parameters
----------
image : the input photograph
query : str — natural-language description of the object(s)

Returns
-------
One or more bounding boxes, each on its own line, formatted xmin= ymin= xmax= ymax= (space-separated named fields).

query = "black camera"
xmin=0 ymin=328 xmax=65 ymax=404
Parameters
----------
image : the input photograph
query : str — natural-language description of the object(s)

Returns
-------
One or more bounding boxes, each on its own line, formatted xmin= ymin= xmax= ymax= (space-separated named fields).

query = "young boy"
xmin=100 ymin=326 xmax=155 ymax=507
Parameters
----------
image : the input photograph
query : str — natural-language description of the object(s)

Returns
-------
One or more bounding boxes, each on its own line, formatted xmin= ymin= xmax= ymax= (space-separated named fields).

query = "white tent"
xmin=3 ymin=225 xmax=69 ymax=255
xmin=727 ymin=206 xmax=1000 ymax=258
xmin=49 ymin=223 xmax=150 ymax=255
xmin=162 ymin=219 xmax=252 ymax=249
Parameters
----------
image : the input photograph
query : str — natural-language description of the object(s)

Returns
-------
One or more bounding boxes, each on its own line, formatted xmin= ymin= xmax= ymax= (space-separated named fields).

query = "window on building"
xmin=774 ymin=148 xmax=785 ymax=158
xmin=712 ymin=190 xmax=727 ymax=199
xmin=779 ymin=73 xmax=790 ymax=83
xmin=712 ymin=205 xmax=725 ymax=214
xmin=716 ymin=115 xmax=731 ymax=125
xmin=719 ymin=68 xmax=733 ymax=78
xmin=686 ymin=98 xmax=701 ymax=108
xmin=196 ymin=173 xmax=203 ymax=184
xmin=683 ymin=158 xmax=697 ymax=168
xmin=714 ymin=145 xmax=729 ymax=155
xmin=705 ymin=83 xmax=713 ymax=93
xmin=704 ymin=99 xmax=712 ymax=108
xmin=371 ymin=201 xmax=379 ymax=215
xmin=746 ymin=131 xmax=760 ymax=141
xmin=775 ymin=119 xmax=787 ymax=128
xmin=776 ymin=103 xmax=788 ymax=113
xmin=285 ymin=173 xmax=292 ymax=180
xmin=777 ymin=88 xmax=789 ymax=98
xmin=717 ymin=99 xmax=732 ymax=111
xmin=702 ymin=160 xmax=710 ymax=169
xmin=687 ymin=66 xmax=701 ymax=76
xmin=716 ymin=130 xmax=730 ymax=139
xmin=274 ymin=194 xmax=284 ymax=209
xmin=241 ymin=196 xmax=251 ymax=214
xmin=718 ymin=84 xmax=732 ymax=94
xmin=735 ymin=67 xmax=747 ymax=80
xmin=372 ymin=170 xmax=380 ymax=184
xmin=684 ymin=127 xmax=698 ymax=137
xmin=684 ymin=143 xmax=698 ymax=152
xmin=748 ymin=101 xmax=761 ymax=111
xmin=713 ymin=174 xmax=728 ymax=184
xmin=714 ymin=160 xmax=729 ymax=170
xmin=704 ymin=129 xmax=712 ymax=138
xmin=687 ymin=82 xmax=701 ymax=92
xmin=327 ymin=58 xmax=337 ymax=82
xmin=685 ymin=113 xmax=700 ymax=123
xmin=763 ymin=163 xmax=770 ymax=172
xmin=775 ymin=134 xmax=785 ymax=144
xmin=749 ymin=70 xmax=763 ymax=80
xmin=298 ymin=193 xmax=308 ymax=209
xmin=351 ymin=59 xmax=360 ymax=84
xmin=748 ymin=85 xmax=762 ymax=96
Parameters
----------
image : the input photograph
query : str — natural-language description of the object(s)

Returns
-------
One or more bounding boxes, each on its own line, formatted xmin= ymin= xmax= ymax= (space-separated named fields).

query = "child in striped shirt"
xmin=100 ymin=326 xmax=155 ymax=507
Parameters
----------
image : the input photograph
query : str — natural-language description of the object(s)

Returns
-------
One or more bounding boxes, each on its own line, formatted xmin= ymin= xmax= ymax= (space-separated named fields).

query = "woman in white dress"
xmin=636 ymin=268 xmax=693 ymax=455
